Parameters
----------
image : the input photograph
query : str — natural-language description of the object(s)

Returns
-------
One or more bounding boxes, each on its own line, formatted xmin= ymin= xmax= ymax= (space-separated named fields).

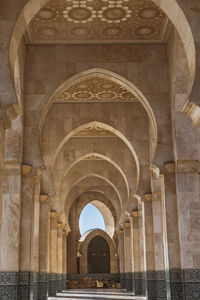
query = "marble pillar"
xmin=32 ymin=171 xmax=42 ymax=300
xmin=138 ymin=200 xmax=146 ymax=296
xmin=18 ymin=164 xmax=33 ymax=299
xmin=0 ymin=123 xmax=22 ymax=299
xmin=131 ymin=211 xmax=142 ymax=295
xmin=62 ymin=231 xmax=67 ymax=290
xmin=119 ymin=229 xmax=125 ymax=289
xmin=57 ymin=223 xmax=63 ymax=292
xmin=175 ymin=160 xmax=200 ymax=299
xmin=124 ymin=221 xmax=134 ymax=292
xmin=151 ymin=190 xmax=168 ymax=300
xmin=49 ymin=211 xmax=57 ymax=296
xmin=143 ymin=198 xmax=156 ymax=300
xmin=39 ymin=195 xmax=50 ymax=300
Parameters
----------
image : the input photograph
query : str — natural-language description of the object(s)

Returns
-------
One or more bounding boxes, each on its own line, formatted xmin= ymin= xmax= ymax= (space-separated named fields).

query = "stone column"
xmin=0 ymin=122 xmax=22 ymax=299
xmin=138 ymin=199 xmax=146 ymax=295
xmin=119 ymin=229 xmax=125 ymax=289
xmin=39 ymin=194 xmax=50 ymax=300
xmin=18 ymin=164 xmax=33 ymax=299
xmin=31 ymin=169 xmax=43 ymax=300
xmin=124 ymin=221 xmax=134 ymax=292
xmin=146 ymin=190 xmax=168 ymax=300
xmin=143 ymin=196 xmax=156 ymax=299
xmin=62 ymin=230 xmax=67 ymax=290
xmin=175 ymin=160 xmax=200 ymax=299
xmin=131 ymin=210 xmax=142 ymax=295
xmin=57 ymin=223 xmax=63 ymax=292
xmin=49 ymin=211 xmax=57 ymax=296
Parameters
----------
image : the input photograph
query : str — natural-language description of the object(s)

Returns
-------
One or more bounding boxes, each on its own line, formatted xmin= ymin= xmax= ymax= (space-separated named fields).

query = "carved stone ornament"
xmin=132 ymin=210 xmax=139 ymax=217
xmin=164 ymin=162 xmax=175 ymax=174
xmin=21 ymin=164 xmax=32 ymax=176
xmin=39 ymin=194 xmax=48 ymax=203
xmin=144 ymin=193 xmax=152 ymax=201
xmin=50 ymin=211 xmax=57 ymax=218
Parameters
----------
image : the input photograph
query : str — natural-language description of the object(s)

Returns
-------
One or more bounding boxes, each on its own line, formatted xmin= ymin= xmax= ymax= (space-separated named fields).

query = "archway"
xmin=79 ymin=229 xmax=118 ymax=274
xmin=88 ymin=236 xmax=110 ymax=274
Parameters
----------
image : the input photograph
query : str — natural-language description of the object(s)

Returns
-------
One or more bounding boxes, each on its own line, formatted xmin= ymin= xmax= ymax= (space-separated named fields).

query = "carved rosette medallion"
xmin=26 ymin=0 xmax=171 ymax=43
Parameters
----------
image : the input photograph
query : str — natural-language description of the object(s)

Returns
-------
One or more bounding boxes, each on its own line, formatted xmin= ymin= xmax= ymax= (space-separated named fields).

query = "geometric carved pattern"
xmin=74 ymin=123 xmax=116 ymax=137
xmin=25 ymin=0 xmax=171 ymax=44
xmin=55 ymin=77 xmax=137 ymax=103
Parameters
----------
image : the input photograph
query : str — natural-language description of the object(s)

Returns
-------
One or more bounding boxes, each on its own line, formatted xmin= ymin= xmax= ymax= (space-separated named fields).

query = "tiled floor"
xmin=48 ymin=289 xmax=147 ymax=299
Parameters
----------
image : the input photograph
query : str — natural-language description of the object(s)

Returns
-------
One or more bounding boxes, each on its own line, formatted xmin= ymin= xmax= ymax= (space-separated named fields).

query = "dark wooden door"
xmin=87 ymin=236 xmax=110 ymax=273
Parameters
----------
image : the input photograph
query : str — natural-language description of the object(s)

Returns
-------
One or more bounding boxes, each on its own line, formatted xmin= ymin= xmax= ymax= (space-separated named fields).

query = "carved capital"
xmin=39 ymin=194 xmax=48 ymax=203
xmin=164 ymin=162 xmax=175 ymax=174
xmin=134 ymin=194 xmax=141 ymax=203
xmin=132 ymin=210 xmax=139 ymax=217
xmin=183 ymin=101 xmax=200 ymax=126
xmin=152 ymin=191 xmax=162 ymax=201
xmin=124 ymin=221 xmax=131 ymax=228
xmin=21 ymin=164 xmax=32 ymax=176
xmin=50 ymin=211 xmax=57 ymax=218
xmin=144 ymin=193 xmax=152 ymax=201
xmin=63 ymin=230 xmax=67 ymax=236
xmin=57 ymin=223 xmax=63 ymax=229
xmin=150 ymin=165 xmax=160 ymax=178
xmin=3 ymin=104 xmax=21 ymax=129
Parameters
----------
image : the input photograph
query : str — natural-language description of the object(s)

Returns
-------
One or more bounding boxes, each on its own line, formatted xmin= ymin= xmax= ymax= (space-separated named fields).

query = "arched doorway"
xmin=88 ymin=236 xmax=110 ymax=274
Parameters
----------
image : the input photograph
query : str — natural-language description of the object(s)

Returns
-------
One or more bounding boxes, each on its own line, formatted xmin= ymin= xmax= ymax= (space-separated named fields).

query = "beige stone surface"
xmin=1 ymin=2 xmax=200 ymax=295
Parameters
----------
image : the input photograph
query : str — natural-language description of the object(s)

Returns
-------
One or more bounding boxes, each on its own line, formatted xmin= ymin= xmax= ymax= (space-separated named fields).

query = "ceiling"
xmin=25 ymin=0 xmax=172 ymax=44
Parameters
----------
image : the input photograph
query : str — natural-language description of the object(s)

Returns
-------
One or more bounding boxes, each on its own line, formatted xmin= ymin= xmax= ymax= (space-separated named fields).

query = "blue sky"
xmin=79 ymin=203 xmax=105 ymax=235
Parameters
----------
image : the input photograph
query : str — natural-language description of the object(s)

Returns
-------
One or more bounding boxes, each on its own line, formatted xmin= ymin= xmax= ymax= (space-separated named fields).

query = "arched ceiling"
xmin=25 ymin=0 xmax=171 ymax=44
xmin=64 ymin=176 xmax=122 ymax=220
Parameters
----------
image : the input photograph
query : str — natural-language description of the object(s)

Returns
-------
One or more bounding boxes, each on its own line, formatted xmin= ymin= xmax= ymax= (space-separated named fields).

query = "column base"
xmin=57 ymin=274 xmax=63 ymax=292
xmin=156 ymin=271 xmax=167 ymax=300
xmin=33 ymin=273 xmax=39 ymax=300
xmin=48 ymin=273 xmax=57 ymax=296
xmin=134 ymin=272 xmax=143 ymax=295
xmin=0 ymin=272 xmax=18 ymax=299
xmin=120 ymin=273 xmax=126 ymax=289
xmin=125 ymin=272 xmax=135 ymax=292
xmin=38 ymin=273 xmax=48 ymax=300
xmin=62 ymin=274 xmax=66 ymax=290
xmin=18 ymin=272 xmax=33 ymax=299
xmin=146 ymin=271 xmax=156 ymax=300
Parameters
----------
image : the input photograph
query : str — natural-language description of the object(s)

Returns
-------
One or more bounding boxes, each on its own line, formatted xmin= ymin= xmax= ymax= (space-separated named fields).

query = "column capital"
xmin=63 ymin=230 xmax=67 ymax=236
xmin=144 ymin=193 xmax=152 ymax=201
xmin=164 ymin=162 xmax=175 ymax=174
xmin=57 ymin=222 xmax=63 ymax=229
xmin=50 ymin=211 xmax=57 ymax=218
xmin=132 ymin=210 xmax=139 ymax=217
xmin=21 ymin=164 xmax=32 ymax=176
xmin=152 ymin=191 xmax=162 ymax=201
xmin=124 ymin=221 xmax=131 ymax=228
xmin=39 ymin=194 xmax=48 ymax=203
xmin=183 ymin=101 xmax=200 ymax=127
xmin=150 ymin=164 xmax=160 ymax=178
xmin=134 ymin=194 xmax=141 ymax=203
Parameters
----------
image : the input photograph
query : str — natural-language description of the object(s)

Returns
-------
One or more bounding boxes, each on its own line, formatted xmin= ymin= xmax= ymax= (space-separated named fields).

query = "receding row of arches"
xmin=1 ymin=0 xmax=200 ymax=299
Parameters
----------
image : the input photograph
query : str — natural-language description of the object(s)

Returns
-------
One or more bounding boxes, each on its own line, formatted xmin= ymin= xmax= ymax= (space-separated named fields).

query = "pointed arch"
xmin=52 ymin=121 xmax=140 ymax=191
xmin=57 ymin=152 xmax=130 ymax=201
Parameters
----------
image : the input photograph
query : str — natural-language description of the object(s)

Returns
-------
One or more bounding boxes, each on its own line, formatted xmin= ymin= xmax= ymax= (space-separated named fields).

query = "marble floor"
xmin=48 ymin=289 xmax=147 ymax=299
